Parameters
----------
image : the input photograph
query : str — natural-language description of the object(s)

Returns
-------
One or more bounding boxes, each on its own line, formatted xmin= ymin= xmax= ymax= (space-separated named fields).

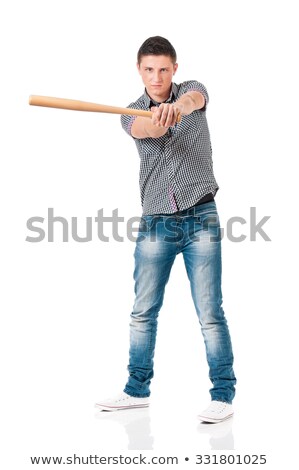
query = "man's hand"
xmin=131 ymin=91 xmax=204 ymax=139
xmin=151 ymin=103 xmax=183 ymax=128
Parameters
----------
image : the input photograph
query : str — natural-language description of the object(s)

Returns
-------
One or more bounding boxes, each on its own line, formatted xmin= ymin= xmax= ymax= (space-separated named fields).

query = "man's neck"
xmin=146 ymin=85 xmax=172 ymax=104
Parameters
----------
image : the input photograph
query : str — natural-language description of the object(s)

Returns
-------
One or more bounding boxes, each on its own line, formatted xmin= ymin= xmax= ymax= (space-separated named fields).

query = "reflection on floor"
xmin=197 ymin=419 xmax=234 ymax=450
xmin=95 ymin=407 xmax=234 ymax=450
xmin=95 ymin=408 xmax=154 ymax=450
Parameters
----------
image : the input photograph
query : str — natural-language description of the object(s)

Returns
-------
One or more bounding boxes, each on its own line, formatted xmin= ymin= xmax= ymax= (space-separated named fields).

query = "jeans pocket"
xmin=139 ymin=215 xmax=162 ymax=234
xmin=202 ymin=214 xmax=222 ymax=242
xmin=139 ymin=217 xmax=149 ymax=233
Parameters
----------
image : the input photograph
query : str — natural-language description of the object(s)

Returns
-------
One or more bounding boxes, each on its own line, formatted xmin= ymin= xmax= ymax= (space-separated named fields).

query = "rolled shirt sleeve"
xmin=120 ymin=104 xmax=138 ymax=136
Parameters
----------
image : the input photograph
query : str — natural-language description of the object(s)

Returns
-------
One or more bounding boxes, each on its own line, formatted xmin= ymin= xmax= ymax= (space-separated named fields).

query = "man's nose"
xmin=153 ymin=71 xmax=162 ymax=82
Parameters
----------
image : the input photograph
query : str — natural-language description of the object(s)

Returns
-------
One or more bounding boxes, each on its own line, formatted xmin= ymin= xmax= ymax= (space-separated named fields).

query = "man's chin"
xmin=148 ymin=87 xmax=168 ymax=101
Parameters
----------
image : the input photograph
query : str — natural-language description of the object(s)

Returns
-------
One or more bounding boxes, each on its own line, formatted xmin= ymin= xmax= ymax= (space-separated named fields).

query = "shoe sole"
xmin=95 ymin=403 xmax=150 ymax=411
xmin=197 ymin=412 xmax=234 ymax=423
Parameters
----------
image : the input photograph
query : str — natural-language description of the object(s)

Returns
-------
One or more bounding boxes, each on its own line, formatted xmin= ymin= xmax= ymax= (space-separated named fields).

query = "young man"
xmin=96 ymin=36 xmax=236 ymax=422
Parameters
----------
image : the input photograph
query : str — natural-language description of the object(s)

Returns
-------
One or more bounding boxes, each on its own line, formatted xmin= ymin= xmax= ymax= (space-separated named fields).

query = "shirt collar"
xmin=143 ymin=83 xmax=178 ymax=108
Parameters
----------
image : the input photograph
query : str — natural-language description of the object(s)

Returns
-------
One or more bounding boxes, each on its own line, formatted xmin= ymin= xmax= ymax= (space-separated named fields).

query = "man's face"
xmin=137 ymin=55 xmax=178 ymax=103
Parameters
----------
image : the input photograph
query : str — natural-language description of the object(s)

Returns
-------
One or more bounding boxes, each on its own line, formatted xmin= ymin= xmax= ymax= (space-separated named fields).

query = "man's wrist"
xmin=144 ymin=118 xmax=169 ymax=137
xmin=175 ymin=94 xmax=195 ymax=115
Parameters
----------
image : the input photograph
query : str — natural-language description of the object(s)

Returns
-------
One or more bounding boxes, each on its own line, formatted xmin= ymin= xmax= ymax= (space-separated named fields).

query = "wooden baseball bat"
xmin=29 ymin=95 xmax=181 ymax=122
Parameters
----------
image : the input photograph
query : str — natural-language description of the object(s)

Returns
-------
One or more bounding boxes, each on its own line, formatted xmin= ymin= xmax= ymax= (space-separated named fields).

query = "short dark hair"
xmin=137 ymin=36 xmax=177 ymax=64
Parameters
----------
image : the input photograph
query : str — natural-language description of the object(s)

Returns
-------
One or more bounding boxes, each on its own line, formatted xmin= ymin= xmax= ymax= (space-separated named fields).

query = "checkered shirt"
xmin=121 ymin=81 xmax=219 ymax=215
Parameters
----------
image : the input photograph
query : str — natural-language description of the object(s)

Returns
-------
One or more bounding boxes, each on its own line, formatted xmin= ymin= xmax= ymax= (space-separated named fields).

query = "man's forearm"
xmin=131 ymin=116 xmax=168 ymax=139
xmin=176 ymin=91 xmax=205 ymax=115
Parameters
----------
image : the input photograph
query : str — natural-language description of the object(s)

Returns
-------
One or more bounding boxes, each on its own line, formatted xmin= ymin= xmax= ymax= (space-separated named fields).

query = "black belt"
xmin=171 ymin=193 xmax=214 ymax=216
xmin=194 ymin=192 xmax=214 ymax=206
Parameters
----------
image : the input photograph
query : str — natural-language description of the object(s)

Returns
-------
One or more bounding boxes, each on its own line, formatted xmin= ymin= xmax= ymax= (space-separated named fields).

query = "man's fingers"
xmin=160 ymin=105 xmax=171 ymax=126
xmin=151 ymin=106 xmax=162 ymax=126
xmin=158 ymin=104 xmax=176 ymax=127
xmin=151 ymin=104 xmax=178 ymax=127
xmin=166 ymin=109 xmax=178 ymax=127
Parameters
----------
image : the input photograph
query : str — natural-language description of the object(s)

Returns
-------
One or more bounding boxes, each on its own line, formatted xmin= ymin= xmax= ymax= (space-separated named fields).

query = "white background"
xmin=1 ymin=0 xmax=298 ymax=468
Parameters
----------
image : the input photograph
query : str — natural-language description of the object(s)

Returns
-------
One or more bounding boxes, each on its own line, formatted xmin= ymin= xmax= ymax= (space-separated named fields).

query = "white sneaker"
xmin=95 ymin=392 xmax=149 ymax=411
xmin=198 ymin=401 xmax=234 ymax=423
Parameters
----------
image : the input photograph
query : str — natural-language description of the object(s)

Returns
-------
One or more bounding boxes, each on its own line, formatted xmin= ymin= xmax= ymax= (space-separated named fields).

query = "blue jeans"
xmin=124 ymin=201 xmax=236 ymax=403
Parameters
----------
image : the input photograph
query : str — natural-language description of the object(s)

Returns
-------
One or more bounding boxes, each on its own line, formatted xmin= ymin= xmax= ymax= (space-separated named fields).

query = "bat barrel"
xmin=29 ymin=95 xmax=181 ymax=122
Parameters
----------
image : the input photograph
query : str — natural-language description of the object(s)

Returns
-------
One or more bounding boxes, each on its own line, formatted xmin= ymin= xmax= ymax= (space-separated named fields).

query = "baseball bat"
xmin=29 ymin=95 xmax=181 ymax=122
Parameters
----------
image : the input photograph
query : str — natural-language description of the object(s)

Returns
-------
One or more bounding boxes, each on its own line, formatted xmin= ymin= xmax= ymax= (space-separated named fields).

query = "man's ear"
xmin=136 ymin=62 xmax=141 ymax=74
xmin=173 ymin=63 xmax=178 ymax=75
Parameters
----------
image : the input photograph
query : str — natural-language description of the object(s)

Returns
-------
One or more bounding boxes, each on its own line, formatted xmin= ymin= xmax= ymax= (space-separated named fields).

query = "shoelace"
xmin=209 ymin=401 xmax=228 ymax=413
